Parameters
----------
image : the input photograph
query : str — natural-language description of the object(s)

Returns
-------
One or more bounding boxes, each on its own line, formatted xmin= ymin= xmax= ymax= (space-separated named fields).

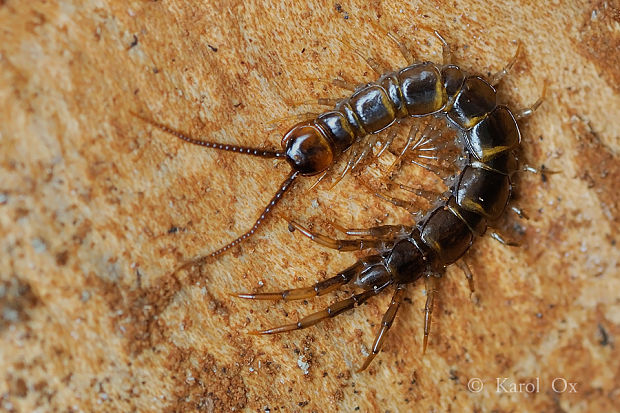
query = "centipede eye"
xmin=282 ymin=123 xmax=334 ymax=176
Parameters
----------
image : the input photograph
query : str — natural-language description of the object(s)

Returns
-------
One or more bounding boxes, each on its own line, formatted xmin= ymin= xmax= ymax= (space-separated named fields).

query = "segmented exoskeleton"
xmin=232 ymin=34 xmax=544 ymax=371
xmin=134 ymin=30 xmax=543 ymax=371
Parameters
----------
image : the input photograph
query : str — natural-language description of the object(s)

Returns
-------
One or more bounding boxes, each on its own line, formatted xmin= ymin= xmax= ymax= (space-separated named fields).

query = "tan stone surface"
xmin=1 ymin=0 xmax=618 ymax=412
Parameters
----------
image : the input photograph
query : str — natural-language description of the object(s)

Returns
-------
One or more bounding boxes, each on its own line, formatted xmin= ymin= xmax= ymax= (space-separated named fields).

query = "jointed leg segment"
xmin=423 ymin=275 xmax=440 ymax=354
xmin=288 ymin=220 xmax=399 ymax=251
xmin=248 ymin=281 xmax=392 ymax=335
xmin=234 ymin=259 xmax=367 ymax=301
xmin=358 ymin=284 xmax=407 ymax=372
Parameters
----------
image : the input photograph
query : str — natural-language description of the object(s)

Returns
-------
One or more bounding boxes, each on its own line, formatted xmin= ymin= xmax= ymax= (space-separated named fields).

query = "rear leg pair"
xmin=235 ymin=221 xmax=414 ymax=371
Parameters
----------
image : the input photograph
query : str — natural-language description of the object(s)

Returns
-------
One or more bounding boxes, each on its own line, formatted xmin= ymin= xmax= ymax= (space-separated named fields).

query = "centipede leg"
xmin=234 ymin=258 xmax=369 ymax=301
xmin=387 ymin=32 xmax=416 ymax=64
xmin=387 ymin=122 xmax=424 ymax=173
xmin=433 ymin=31 xmax=452 ymax=65
xmin=350 ymin=135 xmax=381 ymax=171
xmin=288 ymin=220 xmax=395 ymax=251
xmin=330 ymin=137 xmax=376 ymax=189
xmin=289 ymin=98 xmax=343 ymax=108
xmin=308 ymin=170 xmax=329 ymax=190
xmin=515 ymin=80 xmax=548 ymax=120
xmin=382 ymin=181 xmax=446 ymax=203
xmin=376 ymin=128 xmax=399 ymax=158
xmin=357 ymin=284 xmax=406 ymax=372
xmin=456 ymin=260 xmax=475 ymax=294
xmin=372 ymin=191 xmax=427 ymax=215
xmin=423 ymin=275 xmax=441 ymax=354
xmin=249 ymin=281 xmax=392 ymax=335
xmin=316 ymin=97 xmax=342 ymax=107
xmin=299 ymin=77 xmax=358 ymax=92
xmin=331 ymin=77 xmax=358 ymax=92
xmin=490 ymin=40 xmax=523 ymax=86
xmin=490 ymin=231 xmax=520 ymax=247
xmin=330 ymin=222 xmax=413 ymax=239
xmin=266 ymin=111 xmax=320 ymax=129
xmin=510 ymin=205 xmax=529 ymax=220
xmin=521 ymin=163 xmax=559 ymax=178
xmin=336 ymin=38 xmax=389 ymax=75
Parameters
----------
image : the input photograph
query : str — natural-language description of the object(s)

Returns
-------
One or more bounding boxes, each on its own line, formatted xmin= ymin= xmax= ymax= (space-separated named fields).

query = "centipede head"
xmin=281 ymin=122 xmax=335 ymax=176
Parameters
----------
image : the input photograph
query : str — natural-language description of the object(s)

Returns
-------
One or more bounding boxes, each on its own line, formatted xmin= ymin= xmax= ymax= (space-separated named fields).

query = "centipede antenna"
xmin=203 ymin=170 xmax=300 ymax=260
xmin=131 ymin=111 xmax=286 ymax=159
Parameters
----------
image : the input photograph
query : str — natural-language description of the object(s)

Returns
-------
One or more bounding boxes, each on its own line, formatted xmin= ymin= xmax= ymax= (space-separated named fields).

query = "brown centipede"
xmin=133 ymin=30 xmax=544 ymax=371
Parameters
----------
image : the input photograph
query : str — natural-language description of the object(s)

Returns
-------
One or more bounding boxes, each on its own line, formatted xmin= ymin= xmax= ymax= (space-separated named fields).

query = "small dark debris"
xmin=168 ymin=226 xmax=179 ymax=234
xmin=355 ymin=407 xmax=360 ymax=411
xmin=301 ymin=48 xmax=305 ymax=53
xmin=449 ymin=369 xmax=458 ymax=381
xmin=334 ymin=3 xmax=349 ymax=19
xmin=136 ymin=270 xmax=142 ymax=289
xmin=598 ymin=324 xmax=609 ymax=346
xmin=152 ymin=67 xmax=159 ymax=74
xmin=298 ymin=401 xmax=309 ymax=407
xmin=55 ymin=250 xmax=69 ymax=266
xmin=208 ymin=44 xmax=218 ymax=52
xmin=288 ymin=223 xmax=295 ymax=232
xmin=128 ymin=34 xmax=138 ymax=50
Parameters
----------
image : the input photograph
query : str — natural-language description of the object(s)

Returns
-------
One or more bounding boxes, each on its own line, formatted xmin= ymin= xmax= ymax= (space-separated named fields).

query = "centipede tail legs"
xmin=423 ymin=275 xmax=440 ymax=354
xmin=137 ymin=25 xmax=548 ymax=371
xmin=233 ymin=258 xmax=375 ymax=301
xmin=358 ymin=284 xmax=407 ymax=372
xmin=248 ymin=282 xmax=392 ymax=335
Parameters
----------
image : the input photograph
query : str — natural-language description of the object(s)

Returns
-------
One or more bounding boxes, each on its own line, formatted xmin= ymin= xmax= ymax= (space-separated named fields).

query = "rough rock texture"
xmin=1 ymin=0 xmax=618 ymax=412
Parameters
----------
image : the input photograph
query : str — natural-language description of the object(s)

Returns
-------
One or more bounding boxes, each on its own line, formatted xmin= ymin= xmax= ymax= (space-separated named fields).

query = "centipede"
xmin=133 ymin=29 xmax=544 ymax=371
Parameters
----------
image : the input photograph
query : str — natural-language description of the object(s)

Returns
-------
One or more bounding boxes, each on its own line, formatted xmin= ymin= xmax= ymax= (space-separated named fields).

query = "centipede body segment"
xmin=134 ymin=29 xmax=544 ymax=371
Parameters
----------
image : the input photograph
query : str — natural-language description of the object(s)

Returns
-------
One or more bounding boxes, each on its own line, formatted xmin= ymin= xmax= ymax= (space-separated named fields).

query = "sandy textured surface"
xmin=1 ymin=0 xmax=618 ymax=412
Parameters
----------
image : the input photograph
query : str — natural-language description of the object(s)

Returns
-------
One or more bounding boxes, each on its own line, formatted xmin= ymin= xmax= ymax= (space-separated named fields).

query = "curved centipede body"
xmin=134 ymin=31 xmax=543 ymax=371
